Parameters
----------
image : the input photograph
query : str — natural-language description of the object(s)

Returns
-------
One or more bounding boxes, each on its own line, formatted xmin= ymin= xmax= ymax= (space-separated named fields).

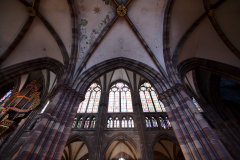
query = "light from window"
xmin=90 ymin=117 xmax=96 ymax=129
xmin=145 ymin=117 xmax=151 ymax=128
xmin=108 ymin=83 xmax=133 ymax=113
xmin=72 ymin=117 xmax=77 ymax=128
xmin=77 ymin=118 xmax=83 ymax=129
xmin=84 ymin=117 xmax=90 ymax=129
xmin=41 ymin=101 xmax=50 ymax=113
xmin=192 ymin=97 xmax=203 ymax=112
xmin=122 ymin=117 xmax=127 ymax=128
xmin=77 ymin=83 xmax=101 ymax=113
xmin=152 ymin=117 xmax=158 ymax=128
xmin=0 ymin=89 xmax=13 ymax=103
xmin=139 ymin=82 xmax=166 ymax=112
xmin=129 ymin=117 xmax=134 ymax=128
xmin=107 ymin=117 xmax=113 ymax=128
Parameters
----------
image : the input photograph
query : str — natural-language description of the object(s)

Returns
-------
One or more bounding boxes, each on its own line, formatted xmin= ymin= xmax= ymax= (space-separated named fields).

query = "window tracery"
xmin=128 ymin=117 xmax=134 ymax=128
xmin=77 ymin=118 xmax=83 ymax=129
xmin=108 ymin=82 xmax=133 ymax=113
xmin=77 ymin=83 xmax=101 ymax=113
xmin=90 ymin=117 xmax=96 ymax=129
xmin=84 ymin=117 xmax=90 ymax=129
xmin=107 ymin=117 xmax=113 ymax=128
xmin=139 ymin=82 xmax=165 ymax=112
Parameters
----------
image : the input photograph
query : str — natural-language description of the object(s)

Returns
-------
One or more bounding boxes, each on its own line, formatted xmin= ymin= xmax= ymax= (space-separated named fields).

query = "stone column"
xmin=159 ymin=84 xmax=233 ymax=160
xmin=15 ymin=86 xmax=84 ymax=160
xmin=176 ymin=84 xmax=233 ymax=160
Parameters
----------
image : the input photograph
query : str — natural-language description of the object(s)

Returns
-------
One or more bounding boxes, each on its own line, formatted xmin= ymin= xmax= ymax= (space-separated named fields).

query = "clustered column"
xmin=159 ymin=84 xmax=233 ymax=160
xmin=15 ymin=86 xmax=84 ymax=160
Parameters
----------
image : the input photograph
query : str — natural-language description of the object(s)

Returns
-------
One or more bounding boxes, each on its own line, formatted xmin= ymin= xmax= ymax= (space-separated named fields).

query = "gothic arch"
xmin=0 ymin=57 xmax=64 ymax=86
xmin=101 ymin=132 xmax=138 ymax=160
xmin=178 ymin=57 xmax=240 ymax=84
xmin=73 ymin=57 xmax=171 ymax=98
xmin=151 ymin=133 xmax=180 ymax=153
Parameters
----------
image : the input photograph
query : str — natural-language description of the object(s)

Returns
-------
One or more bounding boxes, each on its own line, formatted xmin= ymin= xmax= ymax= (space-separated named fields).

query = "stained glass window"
xmin=77 ymin=83 xmax=101 ymax=113
xmin=77 ymin=117 xmax=83 ymax=129
xmin=72 ymin=117 xmax=77 ymax=128
xmin=145 ymin=117 xmax=151 ymax=128
xmin=122 ymin=117 xmax=127 ymax=128
xmin=114 ymin=117 xmax=120 ymax=128
xmin=152 ymin=117 xmax=158 ymax=128
xmin=108 ymin=82 xmax=133 ymax=113
xmin=192 ymin=97 xmax=203 ymax=112
xmin=139 ymin=82 xmax=166 ymax=112
xmin=159 ymin=116 xmax=166 ymax=129
xmin=41 ymin=101 xmax=50 ymax=113
xmin=129 ymin=117 xmax=134 ymax=128
xmin=107 ymin=117 xmax=113 ymax=128
xmin=165 ymin=117 xmax=172 ymax=129
xmin=84 ymin=117 xmax=90 ymax=129
xmin=0 ymin=89 xmax=13 ymax=103
xmin=90 ymin=117 xmax=96 ymax=129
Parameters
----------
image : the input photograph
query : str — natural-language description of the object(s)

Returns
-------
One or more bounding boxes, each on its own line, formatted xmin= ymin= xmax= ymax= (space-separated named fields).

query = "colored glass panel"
xmin=145 ymin=117 xmax=151 ymax=128
xmin=72 ymin=118 xmax=77 ymax=128
xmin=80 ymin=91 xmax=90 ymax=113
xmin=126 ymin=91 xmax=133 ymax=112
xmin=0 ymin=89 xmax=13 ymax=103
xmin=93 ymin=91 xmax=101 ymax=113
xmin=77 ymin=118 xmax=83 ymax=128
xmin=160 ymin=101 xmax=166 ymax=112
xmin=144 ymin=83 xmax=151 ymax=87
xmin=77 ymin=102 xmax=83 ymax=113
xmin=159 ymin=117 xmax=166 ymax=129
xmin=114 ymin=92 xmax=119 ymax=112
xmin=84 ymin=118 xmax=90 ymax=129
xmin=116 ymin=83 xmax=124 ymax=88
xmin=87 ymin=92 xmax=96 ymax=113
xmin=152 ymin=117 xmax=158 ymax=127
xmin=193 ymin=98 xmax=203 ymax=112
xmin=90 ymin=117 xmax=96 ymax=128
xmin=151 ymin=91 xmax=162 ymax=112
xmin=108 ymin=92 xmax=114 ymax=112
xmin=121 ymin=91 xmax=126 ymax=112
xmin=145 ymin=91 xmax=155 ymax=112
xmin=122 ymin=119 xmax=125 ymax=128
xmin=140 ymin=91 xmax=148 ymax=112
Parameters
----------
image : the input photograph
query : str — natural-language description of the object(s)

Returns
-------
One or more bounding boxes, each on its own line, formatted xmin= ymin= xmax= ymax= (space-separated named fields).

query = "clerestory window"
xmin=108 ymin=82 xmax=133 ymax=113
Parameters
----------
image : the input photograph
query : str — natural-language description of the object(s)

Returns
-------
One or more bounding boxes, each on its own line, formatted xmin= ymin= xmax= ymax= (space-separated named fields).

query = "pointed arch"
xmin=73 ymin=57 xmax=170 ymax=99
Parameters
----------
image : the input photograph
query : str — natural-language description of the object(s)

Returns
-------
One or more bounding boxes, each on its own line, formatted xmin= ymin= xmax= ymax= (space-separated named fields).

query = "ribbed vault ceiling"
xmin=0 ymin=0 xmax=239 ymax=78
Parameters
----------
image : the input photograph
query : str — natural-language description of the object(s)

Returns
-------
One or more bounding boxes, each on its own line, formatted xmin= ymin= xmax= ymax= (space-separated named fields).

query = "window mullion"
xmin=85 ymin=91 xmax=92 ymax=113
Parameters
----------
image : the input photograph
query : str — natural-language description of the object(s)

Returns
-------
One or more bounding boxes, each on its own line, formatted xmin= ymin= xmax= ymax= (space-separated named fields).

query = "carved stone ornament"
xmin=117 ymin=5 xmax=127 ymax=17
xmin=27 ymin=7 xmax=36 ymax=17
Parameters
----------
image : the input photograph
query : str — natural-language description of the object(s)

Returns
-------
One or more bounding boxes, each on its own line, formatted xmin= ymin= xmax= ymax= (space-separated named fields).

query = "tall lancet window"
xmin=139 ymin=82 xmax=166 ymax=112
xmin=108 ymin=82 xmax=133 ymax=113
xmin=77 ymin=83 xmax=101 ymax=113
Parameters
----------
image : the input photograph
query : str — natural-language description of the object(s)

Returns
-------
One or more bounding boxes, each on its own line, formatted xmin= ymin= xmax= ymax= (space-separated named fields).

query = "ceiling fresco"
xmin=76 ymin=0 xmax=116 ymax=64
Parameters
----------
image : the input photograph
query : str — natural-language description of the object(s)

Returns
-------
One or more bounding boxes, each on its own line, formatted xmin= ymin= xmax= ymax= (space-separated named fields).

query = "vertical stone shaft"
xmin=177 ymin=85 xmax=233 ymax=160
xmin=42 ymin=92 xmax=77 ymax=159
xmin=27 ymin=89 xmax=72 ymax=160
xmin=172 ymin=89 xmax=218 ymax=159
xmin=161 ymin=96 xmax=193 ymax=160
xmin=15 ymin=87 xmax=66 ymax=160
xmin=161 ymin=94 xmax=201 ymax=160
xmin=53 ymin=96 xmax=83 ymax=160
xmin=36 ymin=91 xmax=75 ymax=159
